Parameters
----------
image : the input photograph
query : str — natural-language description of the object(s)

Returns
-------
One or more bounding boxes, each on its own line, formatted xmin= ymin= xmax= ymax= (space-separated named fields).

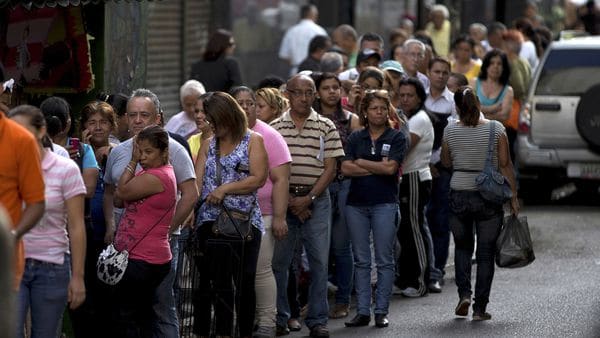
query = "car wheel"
xmin=575 ymin=84 xmax=600 ymax=153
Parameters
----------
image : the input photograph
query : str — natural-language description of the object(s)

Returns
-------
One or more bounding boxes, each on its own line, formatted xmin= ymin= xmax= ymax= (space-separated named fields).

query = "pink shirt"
xmin=24 ymin=151 xmax=86 ymax=265
xmin=115 ymin=165 xmax=177 ymax=264
xmin=252 ymin=120 xmax=292 ymax=215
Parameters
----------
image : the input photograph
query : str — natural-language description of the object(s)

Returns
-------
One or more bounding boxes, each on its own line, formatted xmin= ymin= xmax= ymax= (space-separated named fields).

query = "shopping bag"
xmin=495 ymin=215 xmax=535 ymax=268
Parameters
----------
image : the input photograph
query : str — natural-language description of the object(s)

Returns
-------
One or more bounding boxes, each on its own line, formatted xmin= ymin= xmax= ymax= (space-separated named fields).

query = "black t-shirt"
xmin=343 ymin=127 xmax=409 ymax=206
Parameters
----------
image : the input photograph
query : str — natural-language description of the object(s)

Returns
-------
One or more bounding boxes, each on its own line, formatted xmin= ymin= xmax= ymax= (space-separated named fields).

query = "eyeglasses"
xmin=287 ymin=89 xmax=315 ymax=98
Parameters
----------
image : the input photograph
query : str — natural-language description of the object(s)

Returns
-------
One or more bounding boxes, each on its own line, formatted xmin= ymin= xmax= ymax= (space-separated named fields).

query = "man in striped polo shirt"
xmin=270 ymin=74 xmax=344 ymax=338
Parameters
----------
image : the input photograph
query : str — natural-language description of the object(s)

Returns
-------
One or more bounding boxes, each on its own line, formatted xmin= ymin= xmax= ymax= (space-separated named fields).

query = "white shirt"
xmin=52 ymin=142 xmax=69 ymax=158
xmin=425 ymin=87 xmax=456 ymax=164
xmin=403 ymin=109 xmax=434 ymax=181
xmin=278 ymin=19 xmax=327 ymax=75
xmin=416 ymin=72 xmax=430 ymax=90
xmin=165 ymin=111 xmax=197 ymax=139
xmin=519 ymin=40 xmax=539 ymax=71
xmin=338 ymin=67 xmax=359 ymax=81
xmin=425 ymin=87 xmax=456 ymax=117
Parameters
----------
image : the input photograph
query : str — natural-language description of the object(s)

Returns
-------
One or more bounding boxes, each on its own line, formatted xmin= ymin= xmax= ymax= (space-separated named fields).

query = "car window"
xmin=535 ymin=49 xmax=600 ymax=96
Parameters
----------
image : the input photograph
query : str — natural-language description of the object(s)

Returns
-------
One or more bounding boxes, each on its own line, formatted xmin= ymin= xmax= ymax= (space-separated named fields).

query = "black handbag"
xmin=475 ymin=122 xmax=513 ymax=204
xmin=210 ymin=139 xmax=254 ymax=241
xmin=212 ymin=203 xmax=254 ymax=241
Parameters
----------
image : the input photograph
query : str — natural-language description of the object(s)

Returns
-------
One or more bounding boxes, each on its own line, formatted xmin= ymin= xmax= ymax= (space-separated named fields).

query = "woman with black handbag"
xmin=441 ymin=86 xmax=519 ymax=321
xmin=193 ymin=91 xmax=268 ymax=337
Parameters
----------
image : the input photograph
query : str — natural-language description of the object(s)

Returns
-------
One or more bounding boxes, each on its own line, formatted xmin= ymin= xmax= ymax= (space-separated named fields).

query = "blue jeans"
xmin=17 ymin=255 xmax=71 ymax=338
xmin=346 ymin=203 xmax=398 ymax=316
xmin=328 ymin=179 xmax=353 ymax=305
xmin=152 ymin=235 xmax=180 ymax=338
xmin=449 ymin=190 xmax=503 ymax=313
xmin=426 ymin=168 xmax=452 ymax=276
xmin=272 ymin=191 xmax=331 ymax=329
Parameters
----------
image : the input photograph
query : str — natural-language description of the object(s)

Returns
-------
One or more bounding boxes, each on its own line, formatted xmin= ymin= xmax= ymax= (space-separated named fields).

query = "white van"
xmin=516 ymin=36 xmax=600 ymax=197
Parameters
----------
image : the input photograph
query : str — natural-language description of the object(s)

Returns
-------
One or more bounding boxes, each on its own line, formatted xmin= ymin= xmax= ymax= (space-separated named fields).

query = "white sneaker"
xmin=400 ymin=287 xmax=421 ymax=298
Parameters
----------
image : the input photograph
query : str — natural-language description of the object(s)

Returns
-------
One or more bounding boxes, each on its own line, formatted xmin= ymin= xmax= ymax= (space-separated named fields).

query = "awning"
xmin=0 ymin=0 xmax=152 ymax=9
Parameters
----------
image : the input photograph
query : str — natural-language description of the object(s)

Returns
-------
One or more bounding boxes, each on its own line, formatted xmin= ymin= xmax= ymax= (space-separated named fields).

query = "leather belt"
xmin=289 ymin=184 xmax=313 ymax=196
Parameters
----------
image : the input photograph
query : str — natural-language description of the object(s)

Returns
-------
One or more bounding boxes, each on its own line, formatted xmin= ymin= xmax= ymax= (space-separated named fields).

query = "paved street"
xmin=289 ymin=205 xmax=600 ymax=338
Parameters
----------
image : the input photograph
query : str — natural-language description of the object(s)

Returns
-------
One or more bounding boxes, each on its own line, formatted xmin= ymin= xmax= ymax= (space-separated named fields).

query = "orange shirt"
xmin=0 ymin=111 xmax=45 ymax=288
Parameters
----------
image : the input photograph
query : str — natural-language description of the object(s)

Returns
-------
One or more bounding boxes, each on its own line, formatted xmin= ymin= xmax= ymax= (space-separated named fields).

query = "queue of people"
xmin=1 ymin=5 xmax=547 ymax=338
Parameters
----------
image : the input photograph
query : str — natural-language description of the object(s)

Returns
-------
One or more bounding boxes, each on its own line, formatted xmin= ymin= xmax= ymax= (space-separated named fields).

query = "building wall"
xmin=104 ymin=0 xmax=210 ymax=119
xmin=146 ymin=0 xmax=210 ymax=118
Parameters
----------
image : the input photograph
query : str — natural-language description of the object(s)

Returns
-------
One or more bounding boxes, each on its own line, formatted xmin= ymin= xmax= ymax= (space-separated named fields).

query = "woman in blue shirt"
xmin=341 ymin=90 xmax=409 ymax=328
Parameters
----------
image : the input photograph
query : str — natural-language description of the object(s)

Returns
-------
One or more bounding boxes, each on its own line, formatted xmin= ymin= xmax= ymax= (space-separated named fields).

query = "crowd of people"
xmin=4 ymin=2 xmax=580 ymax=338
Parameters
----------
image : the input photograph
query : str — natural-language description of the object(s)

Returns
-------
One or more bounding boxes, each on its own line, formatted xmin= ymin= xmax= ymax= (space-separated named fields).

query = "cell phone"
xmin=69 ymin=137 xmax=80 ymax=150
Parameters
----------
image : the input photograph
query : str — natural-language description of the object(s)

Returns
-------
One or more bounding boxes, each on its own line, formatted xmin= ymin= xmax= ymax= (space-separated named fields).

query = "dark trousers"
xmin=111 ymin=259 xmax=170 ymax=338
xmin=506 ymin=127 xmax=517 ymax=163
xmin=397 ymin=172 xmax=431 ymax=295
xmin=192 ymin=223 xmax=261 ymax=337
xmin=426 ymin=168 xmax=452 ymax=276
xmin=70 ymin=238 xmax=111 ymax=338
xmin=449 ymin=190 xmax=503 ymax=313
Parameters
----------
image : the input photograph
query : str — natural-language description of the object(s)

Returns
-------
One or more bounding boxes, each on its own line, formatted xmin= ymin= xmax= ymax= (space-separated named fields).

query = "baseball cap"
xmin=356 ymin=48 xmax=382 ymax=65
xmin=380 ymin=60 xmax=404 ymax=74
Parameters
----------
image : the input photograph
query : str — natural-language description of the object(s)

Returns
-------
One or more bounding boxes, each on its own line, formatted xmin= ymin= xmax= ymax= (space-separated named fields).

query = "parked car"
xmin=516 ymin=36 xmax=600 ymax=199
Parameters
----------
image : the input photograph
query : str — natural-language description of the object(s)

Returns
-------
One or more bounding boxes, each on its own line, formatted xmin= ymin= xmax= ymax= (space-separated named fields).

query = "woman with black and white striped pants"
xmin=395 ymin=78 xmax=434 ymax=298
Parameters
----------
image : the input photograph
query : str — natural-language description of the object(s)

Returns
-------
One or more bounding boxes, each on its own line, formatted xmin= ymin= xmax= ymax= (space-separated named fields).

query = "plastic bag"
xmin=495 ymin=215 xmax=535 ymax=268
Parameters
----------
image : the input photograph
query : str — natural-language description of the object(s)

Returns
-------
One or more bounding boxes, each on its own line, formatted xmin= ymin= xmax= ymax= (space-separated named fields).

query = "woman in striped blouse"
xmin=441 ymin=86 xmax=519 ymax=322
xmin=10 ymin=105 xmax=87 ymax=337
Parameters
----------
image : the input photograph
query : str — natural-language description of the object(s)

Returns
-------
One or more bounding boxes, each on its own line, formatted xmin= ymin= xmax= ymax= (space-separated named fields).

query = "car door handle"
xmin=535 ymin=102 xmax=561 ymax=111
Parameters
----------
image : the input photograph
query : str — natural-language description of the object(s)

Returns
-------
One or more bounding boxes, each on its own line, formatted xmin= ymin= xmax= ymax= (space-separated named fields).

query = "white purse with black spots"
xmin=97 ymin=244 xmax=129 ymax=285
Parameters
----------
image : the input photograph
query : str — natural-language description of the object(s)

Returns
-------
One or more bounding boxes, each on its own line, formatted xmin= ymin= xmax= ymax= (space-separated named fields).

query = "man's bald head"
xmin=287 ymin=74 xmax=316 ymax=90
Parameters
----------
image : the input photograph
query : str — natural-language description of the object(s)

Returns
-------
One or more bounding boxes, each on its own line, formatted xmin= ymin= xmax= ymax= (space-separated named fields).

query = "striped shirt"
xmin=443 ymin=120 xmax=505 ymax=191
xmin=270 ymin=109 xmax=344 ymax=186
xmin=24 ymin=151 xmax=86 ymax=265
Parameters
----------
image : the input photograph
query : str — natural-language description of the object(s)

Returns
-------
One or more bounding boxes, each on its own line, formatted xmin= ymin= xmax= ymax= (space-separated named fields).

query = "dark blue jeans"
xmin=328 ymin=179 xmax=353 ymax=305
xmin=17 ymin=255 xmax=71 ymax=338
xmin=426 ymin=168 xmax=452 ymax=276
xmin=449 ymin=190 xmax=502 ymax=313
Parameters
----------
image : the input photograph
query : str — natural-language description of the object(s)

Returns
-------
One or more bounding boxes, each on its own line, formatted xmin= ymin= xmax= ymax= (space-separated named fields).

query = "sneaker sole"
xmin=455 ymin=299 xmax=470 ymax=316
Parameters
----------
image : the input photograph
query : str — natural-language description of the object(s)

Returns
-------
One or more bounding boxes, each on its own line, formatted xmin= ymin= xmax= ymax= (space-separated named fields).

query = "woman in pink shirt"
xmin=9 ymin=105 xmax=87 ymax=338
xmin=111 ymin=125 xmax=177 ymax=337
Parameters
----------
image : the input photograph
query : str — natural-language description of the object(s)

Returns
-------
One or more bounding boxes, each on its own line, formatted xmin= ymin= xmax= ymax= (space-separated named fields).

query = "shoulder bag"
xmin=211 ymin=139 xmax=254 ymax=241
xmin=475 ymin=122 xmax=513 ymax=204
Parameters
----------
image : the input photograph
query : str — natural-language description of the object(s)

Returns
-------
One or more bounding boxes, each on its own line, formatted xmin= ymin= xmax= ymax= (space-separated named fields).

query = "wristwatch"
xmin=308 ymin=192 xmax=316 ymax=202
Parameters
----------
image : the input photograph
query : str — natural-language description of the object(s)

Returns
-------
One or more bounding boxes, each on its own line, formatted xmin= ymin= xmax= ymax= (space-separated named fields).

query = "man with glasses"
xmin=400 ymin=39 xmax=430 ymax=89
xmin=270 ymin=75 xmax=344 ymax=338
xmin=104 ymin=88 xmax=198 ymax=338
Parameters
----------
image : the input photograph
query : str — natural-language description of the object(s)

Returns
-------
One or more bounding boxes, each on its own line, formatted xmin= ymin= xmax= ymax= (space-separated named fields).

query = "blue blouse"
xmin=475 ymin=78 xmax=508 ymax=107
xmin=197 ymin=132 xmax=263 ymax=233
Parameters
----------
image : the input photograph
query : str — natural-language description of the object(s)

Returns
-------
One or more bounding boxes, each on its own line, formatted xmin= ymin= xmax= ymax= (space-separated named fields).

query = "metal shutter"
xmin=183 ymin=0 xmax=210 ymax=83
xmin=146 ymin=0 xmax=182 ymax=119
